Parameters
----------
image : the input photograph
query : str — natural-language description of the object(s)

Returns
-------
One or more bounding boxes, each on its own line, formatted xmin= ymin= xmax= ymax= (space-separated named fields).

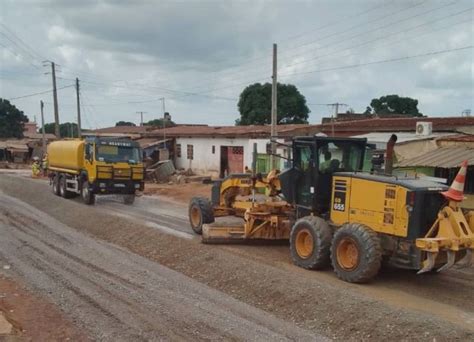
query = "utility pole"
xmin=75 ymin=78 xmax=82 ymax=138
xmin=40 ymin=100 xmax=46 ymax=155
xmin=270 ymin=43 xmax=277 ymax=169
xmin=160 ymin=97 xmax=166 ymax=144
xmin=49 ymin=62 xmax=60 ymax=138
xmin=136 ymin=111 xmax=147 ymax=134
xmin=328 ymin=102 xmax=347 ymax=137
xmin=136 ymin=111 xmax=146 ymax=126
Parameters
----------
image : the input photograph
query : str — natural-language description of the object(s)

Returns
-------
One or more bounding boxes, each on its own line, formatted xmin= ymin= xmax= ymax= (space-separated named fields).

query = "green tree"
xmin=0 ymin=99 xmax=29 ymax=138
xmin=44 ymin=122 xmax=79 ymax=138
xmin=236 ymin=83 xmax=310 ymax=125
xmin=369 ymin=95 xmax=422 ymax=117
xmin=115 ymin=121 xmax=136 ymax=126
xmin=145 ymin=118 xmax=176 ymax=127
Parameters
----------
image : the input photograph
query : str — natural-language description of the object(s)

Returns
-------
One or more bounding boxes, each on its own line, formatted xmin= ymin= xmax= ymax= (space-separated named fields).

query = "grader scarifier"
xmin=188 ymin=136 xmax=474 ymax=283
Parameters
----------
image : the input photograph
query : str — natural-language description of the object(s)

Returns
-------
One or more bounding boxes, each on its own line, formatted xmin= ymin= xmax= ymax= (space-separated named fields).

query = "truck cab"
xmin=48 ymin=137 xmax=144 ymax=205
xmin=82 ymin=137 xmax=144 ymax=202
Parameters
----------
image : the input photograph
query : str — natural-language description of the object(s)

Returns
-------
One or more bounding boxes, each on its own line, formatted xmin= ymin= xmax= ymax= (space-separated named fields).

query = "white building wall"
xmin=174 ymin=137 xmax=274 ymax=176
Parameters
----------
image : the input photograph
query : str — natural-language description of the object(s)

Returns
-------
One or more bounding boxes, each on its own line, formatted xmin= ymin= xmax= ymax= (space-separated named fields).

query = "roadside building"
xmin=0 ymin=121 xmax=56 ymax=163
xmin=395 ymin=135 xmax=474 ymax=208
xmin=319 ymin=116 xmax=474 ymax=136
xmin=148 ymin=124 xmax=321 ymax=177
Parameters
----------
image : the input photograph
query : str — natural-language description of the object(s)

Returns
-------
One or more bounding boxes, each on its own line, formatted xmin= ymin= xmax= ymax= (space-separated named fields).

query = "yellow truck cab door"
xmin=84 ymin=142 xmax=95 ymax=182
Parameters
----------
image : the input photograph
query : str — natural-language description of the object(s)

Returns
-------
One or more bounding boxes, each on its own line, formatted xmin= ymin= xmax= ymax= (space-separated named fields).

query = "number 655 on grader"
xmin=188 ymin=136 xmax=474 ymax=283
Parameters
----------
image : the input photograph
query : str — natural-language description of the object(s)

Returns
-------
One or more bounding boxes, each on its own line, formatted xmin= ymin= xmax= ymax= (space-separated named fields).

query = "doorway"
xmin=220 ymin=146 xmax=244 ymax=177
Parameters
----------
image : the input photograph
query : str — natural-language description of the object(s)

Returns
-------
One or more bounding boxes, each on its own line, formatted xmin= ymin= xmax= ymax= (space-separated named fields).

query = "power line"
xmin=170 ymin=1 xmax=428 ymax=87
xmin=0 ymin=31 xmax=41 ymax=68
xmin=278 ymin=1 xmax=466 ymax=72
xmin=280 ymin=45 xmax=473 ymax=78
xmin=0 ymin=41 xmax=41 ymax=70
xmin=134 ymin=1 xmax=462 ymax=95
xmin=40 ymin=2 xmax=405 ymax=92
xmin=7 ymin=84 xmax=74 ymax=100
xmin=0 ymin=22 xmax=46 ymax=61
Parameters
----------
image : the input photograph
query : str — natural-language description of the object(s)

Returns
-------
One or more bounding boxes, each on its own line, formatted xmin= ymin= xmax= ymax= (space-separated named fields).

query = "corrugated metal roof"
xmin=397 ymin=146 xmax=474 ymax=168
xmin=436 ymin=134 xmax=474 ymax=142
xmin=352 ymin=132 xmax=457 ymax=149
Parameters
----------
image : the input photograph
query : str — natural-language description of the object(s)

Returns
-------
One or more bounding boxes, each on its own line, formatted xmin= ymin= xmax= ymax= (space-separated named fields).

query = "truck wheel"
xmin=331 ymin=223 xmax=382 ymax=283
xmin=189 ymin=197 xmax=214 ymax=234
xmin=59 ymin=176 xmax=74 ymax=199
xmin=123 ymin=194 xmax=135 ymax=205
xmin=52 ymin=175 xmax=61 ymax=196
xmin=81 ymin=180 xmax=95 ymax=205
xmin=290 ymin=216 xmax=332 ymax=270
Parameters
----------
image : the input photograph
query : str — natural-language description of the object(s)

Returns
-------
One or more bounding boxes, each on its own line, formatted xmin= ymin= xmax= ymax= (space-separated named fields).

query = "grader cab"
xmin=188 ymin=136 xmax=474 ymax=283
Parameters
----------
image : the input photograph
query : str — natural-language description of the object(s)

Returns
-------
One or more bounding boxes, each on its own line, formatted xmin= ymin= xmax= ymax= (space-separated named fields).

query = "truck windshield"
xmin=96 ymin=145 xmax=142 ymax=163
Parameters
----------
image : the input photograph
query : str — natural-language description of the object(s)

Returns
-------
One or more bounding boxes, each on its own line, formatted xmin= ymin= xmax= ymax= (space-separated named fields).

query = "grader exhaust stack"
xmin=416 ymin=160 xmax=474 ymax=274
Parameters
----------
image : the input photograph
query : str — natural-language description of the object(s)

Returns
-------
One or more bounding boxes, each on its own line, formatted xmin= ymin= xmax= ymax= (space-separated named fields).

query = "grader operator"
xmin=189 ymin=136 xmax=473 ymax=283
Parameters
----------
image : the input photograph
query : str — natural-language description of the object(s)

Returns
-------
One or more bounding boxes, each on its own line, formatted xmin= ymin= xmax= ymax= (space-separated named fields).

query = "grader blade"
xmin=436 ymin=250 xmax=456 ymax=273
xmin=202 ymin=223 xmax=246 ymax=244
xmin=417 ymin=252 xmax=438 ymax=274
xmin=455 ymin=249 xmax=473 ymax=268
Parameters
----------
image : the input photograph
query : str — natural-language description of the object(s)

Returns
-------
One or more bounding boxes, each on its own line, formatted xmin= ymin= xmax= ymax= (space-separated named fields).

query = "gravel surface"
xmin=0 ymin=187 xmax=325 ymax=341
xmin=1 ymin=175 xmax=473 ymax=341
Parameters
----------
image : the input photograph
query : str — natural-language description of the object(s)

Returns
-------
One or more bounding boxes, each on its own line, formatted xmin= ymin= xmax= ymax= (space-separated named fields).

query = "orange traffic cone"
xmin=441 ymin=160 xmax=468 ymax=202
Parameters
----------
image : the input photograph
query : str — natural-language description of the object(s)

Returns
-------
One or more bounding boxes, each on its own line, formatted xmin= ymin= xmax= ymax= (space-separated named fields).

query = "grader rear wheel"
xmin=188 ymin=197 xmax=215 ymax=234
xmin=290 ymin=216 xmax=332 ymax=270
xmin=331 ymin=223 xmax=382 ymax=283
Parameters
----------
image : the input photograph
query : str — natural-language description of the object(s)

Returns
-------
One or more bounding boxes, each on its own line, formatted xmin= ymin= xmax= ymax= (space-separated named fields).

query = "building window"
xmin=187 ymin=144 xmax=194 ymax=160
xmin=176 ymin=144 xmax=181 ymax=158
xmin=212 ymin=145 xmax=215 ymax=154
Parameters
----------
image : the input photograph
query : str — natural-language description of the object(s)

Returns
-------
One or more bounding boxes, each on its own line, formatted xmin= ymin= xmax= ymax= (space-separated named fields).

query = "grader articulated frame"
xmin=189 ymin=136 xmax=474 ymax=282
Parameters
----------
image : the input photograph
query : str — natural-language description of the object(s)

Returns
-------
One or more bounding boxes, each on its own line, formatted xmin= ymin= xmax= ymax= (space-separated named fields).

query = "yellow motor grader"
xmin=188 ymin=136 xmax=473 ymax=283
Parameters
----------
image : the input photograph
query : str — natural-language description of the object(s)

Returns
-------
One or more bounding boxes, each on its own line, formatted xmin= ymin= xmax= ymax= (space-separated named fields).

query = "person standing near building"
xmin=31 ymin=157 xmax=41 ymax=178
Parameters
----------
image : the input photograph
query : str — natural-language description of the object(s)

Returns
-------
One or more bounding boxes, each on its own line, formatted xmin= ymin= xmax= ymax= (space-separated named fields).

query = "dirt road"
xmin=0 ymin=176 xmax=323 ymax=341
xmin=0 ymin=174 xmax=473 ymax=341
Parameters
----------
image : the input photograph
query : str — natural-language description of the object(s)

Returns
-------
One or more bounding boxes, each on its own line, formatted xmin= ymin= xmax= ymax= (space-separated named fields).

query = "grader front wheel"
xmin=188 ymin=197 xmax=215 ymax=234
xmin=331 ymin=223 xmax=382 ymax=283
xmin=290 ymin=216 xmax=332 ymax=270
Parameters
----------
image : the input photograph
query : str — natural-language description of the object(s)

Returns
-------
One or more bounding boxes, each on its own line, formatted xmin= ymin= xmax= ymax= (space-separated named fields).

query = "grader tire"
xmin=189 ymin=197 xmax=214 ymax=235
xmin=331 ymin=223 xmax=382 ymax=283
xmin=290 ymin=216 xmax=332 ymax=270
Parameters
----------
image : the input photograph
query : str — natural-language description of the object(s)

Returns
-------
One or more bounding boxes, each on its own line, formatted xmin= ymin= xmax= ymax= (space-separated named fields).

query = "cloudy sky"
xmin=0 ymin=0 xmax=472 ymax=129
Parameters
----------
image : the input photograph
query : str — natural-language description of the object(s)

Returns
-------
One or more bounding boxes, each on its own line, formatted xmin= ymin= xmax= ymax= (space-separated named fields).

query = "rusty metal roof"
xmin=397 ymin=146 xmax=474 ymax=168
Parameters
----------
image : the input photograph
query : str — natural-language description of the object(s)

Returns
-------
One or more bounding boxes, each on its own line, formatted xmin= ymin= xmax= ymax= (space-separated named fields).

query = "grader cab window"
xmin=318 ymin=142 xmax=364 ymax=173
xmin=295 ymin=145 xmax=312 ymax=172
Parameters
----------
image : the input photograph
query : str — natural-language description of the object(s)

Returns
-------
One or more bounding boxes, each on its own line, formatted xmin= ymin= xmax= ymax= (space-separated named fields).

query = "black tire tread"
xmin=189 ymin=197 xmax=215 ymax=234
xmin=330 ymin=223 xmax=382 ymax=283
xmin=81 ymin=180 xmax=95 ymax=205
xmin=290 ymin=216 xmax=332 ymax=270
xmin=123 ymin=194 xmax=135 ymax=205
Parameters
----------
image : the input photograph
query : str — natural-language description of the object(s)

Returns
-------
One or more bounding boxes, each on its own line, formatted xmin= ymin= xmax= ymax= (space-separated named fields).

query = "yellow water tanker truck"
xmin=47 ymin=137 xmax=144 ymax=205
